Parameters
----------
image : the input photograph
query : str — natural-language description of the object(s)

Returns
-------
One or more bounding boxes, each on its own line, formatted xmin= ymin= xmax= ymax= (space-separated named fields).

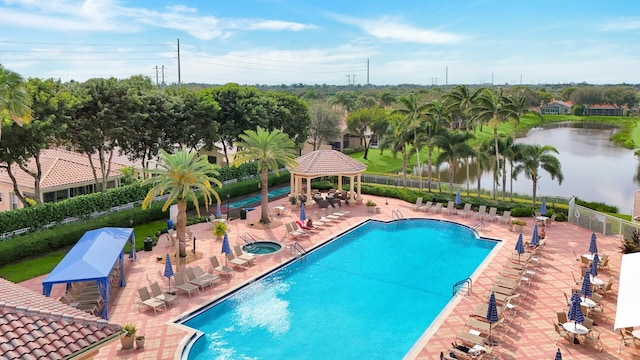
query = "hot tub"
xmin=242 ymin=241 xmax=283 ymax=255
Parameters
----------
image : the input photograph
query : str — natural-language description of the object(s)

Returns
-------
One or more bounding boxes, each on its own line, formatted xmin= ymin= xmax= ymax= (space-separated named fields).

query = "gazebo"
xmin=288 ymin=150 xmax=367 ymax=203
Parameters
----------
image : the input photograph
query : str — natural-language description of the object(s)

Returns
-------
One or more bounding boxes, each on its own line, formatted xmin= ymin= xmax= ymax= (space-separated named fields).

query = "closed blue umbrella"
xmin=590 ymin=253 xmax=599 ymax=277
xmin=164 ymin=253 xmax=174 ymax=289
xmin=589 ymin=232 xmax=598 ymax=254
xmin=580 ymin=271 xmax=592 ymax=298
xmin=531 ymin=225 xmax=540 ymax=248
xmin=568 ymin=292 xmax=584 ymax=343
xmin=554 ymin=348 xmax=562 ymax=360
xmin=515 ymin=233 xmax=525 ymax=262
xmin=221 ymin=233 xmax=232 ymax=265
xmin=216 ymin=203 xmax=222 ymax=218
xmin=455 ymin=189 xmax=461 ymax=205
xmin=299 ymin=202 xmax=306 ymax=222
xmin=486 ymin=292 xmax=499 ymax=342
xmin=540 ymin=198 xmax=547 ymax=215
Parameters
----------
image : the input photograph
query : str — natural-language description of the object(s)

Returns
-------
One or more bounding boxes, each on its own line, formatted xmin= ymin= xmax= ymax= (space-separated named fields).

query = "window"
xmin=0 ymin=192 xmax=3 ymax=202
xmin=208 ymin=156 xmax=217 ymax=164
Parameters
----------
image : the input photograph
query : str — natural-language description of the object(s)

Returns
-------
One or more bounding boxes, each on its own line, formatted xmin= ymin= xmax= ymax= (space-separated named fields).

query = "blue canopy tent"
xmin=42 ymin=227 xmax=136 ymax=319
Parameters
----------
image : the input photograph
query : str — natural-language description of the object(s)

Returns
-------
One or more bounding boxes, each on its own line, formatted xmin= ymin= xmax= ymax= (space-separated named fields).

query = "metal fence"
xmin=568 ymin=197 xmax=638 ymax=241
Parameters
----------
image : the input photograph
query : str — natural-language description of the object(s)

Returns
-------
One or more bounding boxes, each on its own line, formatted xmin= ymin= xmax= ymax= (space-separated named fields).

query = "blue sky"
xmin=1 ymin=0 xmax=640 ymax=86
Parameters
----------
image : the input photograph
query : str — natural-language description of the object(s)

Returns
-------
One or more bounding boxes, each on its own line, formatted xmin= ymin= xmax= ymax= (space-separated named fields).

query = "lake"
xmin=440 ymin=124 xmax=639 ymax=214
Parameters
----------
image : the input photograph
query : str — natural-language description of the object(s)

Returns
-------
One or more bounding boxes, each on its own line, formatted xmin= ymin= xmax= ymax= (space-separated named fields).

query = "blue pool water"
xmin=182 ymin=219 xmax=497 ymax=359
xmin=229 ymin=186 xmax=290 ymax=209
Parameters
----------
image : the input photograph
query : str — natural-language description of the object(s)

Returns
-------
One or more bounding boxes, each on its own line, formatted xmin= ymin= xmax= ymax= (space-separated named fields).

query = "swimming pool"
xmin=228 ymin=186 xmax=290 ymax=209
xmin=181 ymin=219 xmax=497 ymax=359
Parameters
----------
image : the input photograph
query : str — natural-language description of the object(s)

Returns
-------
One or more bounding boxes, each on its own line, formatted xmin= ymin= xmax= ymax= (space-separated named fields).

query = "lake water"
xmin=440 ymin=124 xmax=639 ymax=214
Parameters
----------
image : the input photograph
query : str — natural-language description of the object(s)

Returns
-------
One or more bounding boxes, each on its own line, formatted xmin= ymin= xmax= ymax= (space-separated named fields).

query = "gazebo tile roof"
xmin=292 ymin=150 xmax=366 ymax=175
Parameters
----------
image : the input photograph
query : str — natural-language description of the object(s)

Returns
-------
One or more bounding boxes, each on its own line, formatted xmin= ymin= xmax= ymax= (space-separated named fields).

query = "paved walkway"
xmin=19 ymin=195 xmax=637 ymax=359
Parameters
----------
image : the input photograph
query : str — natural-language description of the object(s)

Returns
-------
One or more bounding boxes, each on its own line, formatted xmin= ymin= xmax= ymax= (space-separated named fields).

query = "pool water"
xmin=242 ymin=241 xmax=282 ymax=255
xmin=182 ymin=219 xmax=496 ymax=359
xmin=229 ymin=186 xmax=290 ymax=209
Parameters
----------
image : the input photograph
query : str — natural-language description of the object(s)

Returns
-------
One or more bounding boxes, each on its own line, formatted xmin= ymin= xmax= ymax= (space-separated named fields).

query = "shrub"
xmin=620 ymin=230 xmax=640 ymax=254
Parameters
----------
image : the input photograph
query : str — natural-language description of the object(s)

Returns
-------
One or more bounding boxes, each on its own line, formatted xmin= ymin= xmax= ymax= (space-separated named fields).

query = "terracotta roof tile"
xmin=0 ymin=278 xmax=122 ymax=360
xmin=290 ymin=150 xmax=367 ymax=175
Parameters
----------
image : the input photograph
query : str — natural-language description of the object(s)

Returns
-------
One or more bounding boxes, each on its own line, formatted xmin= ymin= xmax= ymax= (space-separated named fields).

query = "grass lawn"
xmin=0 ymin=220 xmax=169 ymax=283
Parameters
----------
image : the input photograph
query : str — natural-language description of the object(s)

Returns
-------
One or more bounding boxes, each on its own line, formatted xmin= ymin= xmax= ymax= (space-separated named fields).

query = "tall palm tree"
xmin=142 ymin=147 xmax=222 ymax=262
xmin=392 ymin=93 xmax=428 ymax=188
xmin=380 ymin=114 xmax=411 ymax=185
xmin=471 ymin=88 xmax=517 ymax=199
xmin=512 ymin=144 xmax=564 ymax=205
xmin=473 ymin=140 xmax=494 ymax=198
xmin=435 ymin=130 xmax=475 ymax=195
xmin=444 ymin=85 xmax=481 ymax=194
xmin=232 ymin=127 xmax=298 ymax=224
xmin=0 ymin=65 xmax=32 ymax=139
xmin=424 ymin=100 xmax=450 ymax=191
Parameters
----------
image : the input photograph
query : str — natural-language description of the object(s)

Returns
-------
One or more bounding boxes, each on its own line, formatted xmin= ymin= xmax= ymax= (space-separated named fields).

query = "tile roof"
xmin=0 ymin=278 xmax=122 ymax=360
xmin=291 ymin=150 xmax=367 ymax=175
xmin=0 ymin=148 xmax=128 ymax=191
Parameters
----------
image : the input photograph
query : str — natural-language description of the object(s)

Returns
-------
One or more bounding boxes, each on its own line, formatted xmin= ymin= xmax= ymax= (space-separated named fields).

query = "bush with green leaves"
xmin=621 ymin=230 xmax=640 ymax=254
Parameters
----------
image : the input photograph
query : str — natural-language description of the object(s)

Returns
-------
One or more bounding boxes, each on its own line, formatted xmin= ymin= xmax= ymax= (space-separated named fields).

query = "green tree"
xmin=141 ymin=147 xmax=222 ymax=261
xmin=434 ymin=130 xmax=475 ymax=195
xmin=265 ymin=92 xmax=310 ymax=148
xmin=0 ymin=65 xmax=32 ymax=139
xmin=570 ymin=86 xmax=603 ymax=105
xmin=392 ymin=93 xmax=429 ymax=187
xmin=346 ymin=107 xmax=387 ymax=160
xmin=471 ymin=88 xmax=517 ymax=199
xmin=232 ymin=127 xmax=298 ymax=224
xmin=512 ymin=144 xmax=564 ymax=205
xmin=379 ymin=113 xmax=411 ymax=185
xmin=307 ymin=100 xmax=342 ymax=151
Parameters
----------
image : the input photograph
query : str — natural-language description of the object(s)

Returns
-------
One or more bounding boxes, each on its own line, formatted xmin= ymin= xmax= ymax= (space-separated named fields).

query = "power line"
xmin=0 ymin=40 xmax=169 ymax=47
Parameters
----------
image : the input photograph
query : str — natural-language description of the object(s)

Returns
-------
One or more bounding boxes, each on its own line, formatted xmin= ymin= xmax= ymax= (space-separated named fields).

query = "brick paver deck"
xmin=19 ymin=195 xmax=638 ymax=359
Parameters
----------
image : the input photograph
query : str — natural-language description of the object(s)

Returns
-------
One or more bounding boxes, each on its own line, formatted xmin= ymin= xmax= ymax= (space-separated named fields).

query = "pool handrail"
xmin=289 ymin=242 xmax=307 ymax=258
xmin=391 ymin=209 xmax=404 ymax=219
xmin=452 ymin=278 xmax=473 ymax=297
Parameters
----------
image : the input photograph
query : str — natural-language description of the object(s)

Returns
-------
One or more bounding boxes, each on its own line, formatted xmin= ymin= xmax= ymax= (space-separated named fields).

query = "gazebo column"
xmin=357 ymin=174 xmax=362 ymax=197
xmin=306 ymin=177 xmax=312 ymax=203
xmin=349 ymin=175 xmax=355 ymax=197
xmin=290 ymin=172 xmax=296 ymax=196
xmin=337 ymin=176 xmax=343 ymax=192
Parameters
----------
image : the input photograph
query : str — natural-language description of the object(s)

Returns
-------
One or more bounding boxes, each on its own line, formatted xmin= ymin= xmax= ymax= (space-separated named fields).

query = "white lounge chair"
xmin=233 ymin=245 xmax=256 ymax=264
xmin=227 ymin=252 xmax=250 ymax=269
xmin=473 ymin=205 xmax=487 ymax=220
xmin=418 ymin=201 xmax=433 ymax=212
xmin=149 ymin=281 xmax=178 ymax=307
xmin=411 ymin=197 xmax=423 ymax=211
xmin=441 ymin=201 xmax=456 ymax=215
xmin=483 ymin=207 xmax=497 ymax=222
xmin=497 ymin=210 xmax=511 ymax=224
xmin=185 ymin=267 xmax=214 ymax=290
xmin=209 ymin=256 xmax=234 ymax=278
xmin=459 ymin=203 xmax=473 ymax=218
xmin=428 ymin=202 xmax=443 ymax=213
xmin=137 ymin=286 xmax=167 ymax=315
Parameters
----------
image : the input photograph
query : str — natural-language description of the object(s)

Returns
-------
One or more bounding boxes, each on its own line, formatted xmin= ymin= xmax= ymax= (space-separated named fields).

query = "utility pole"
xmin=161 ymin=65 xmax=166 ymax=88
xmin=177 ymin=38 xmax=181 ymax=85
xmin=154 ymin=66 xmax=159 ymax=88
xmin=346 ymin=74 xmax=351 ymax=85
xmin=352 ymin=74 xmax=356 ymax=85
xmin=366 ymin=59 xmax=370 ymax=85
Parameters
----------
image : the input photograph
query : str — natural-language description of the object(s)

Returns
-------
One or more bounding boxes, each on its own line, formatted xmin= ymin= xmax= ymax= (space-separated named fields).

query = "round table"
xmin=582 ymin=254 xmax=595 ymax=261
xmin=563 ymin=322 xmax=588 ymax=344
xmin=632 ymin=330 xmax=640 ymax=339
xmin=590 ymin=275 xmax=604 ymax=286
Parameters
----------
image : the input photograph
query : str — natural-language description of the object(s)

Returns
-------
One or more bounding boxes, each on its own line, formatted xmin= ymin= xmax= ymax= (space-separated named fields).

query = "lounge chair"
xmin=483 ymin=207 xmax=497 ymax=222
xmin=137 ymin=286 xmax=167 ymax=315
xmin=473 ymin=205 xmax=487 ymax=220
xmin=331 ymin=204 xmax=351 ymax=216
xmin=418 ymin=201 xmax=434 ymax=212
xmin=458 ymin=203 xmax=473 ymax=218
xmin=227 ymin=252 xmax=250 ymax=269
xmin=193 ymin=265 xmax=221 ymax=284
xmin=185 ymin=267 xmax=214 ymax=290
xmin=285 ymin=222 xmax=309 ymax=239
xmin=174 ymin=271 xmax=200 ymax=298
xmin=428 ymin=202 xmax=443 ymax=213
xmin=322 ymin=208 xmax=343 ymax=220
xmin=411 ymin=197 xmax=423 ymax=211
xmin=233 ymin=245 xmax=257 ymax=263
xmin=149 ymin=281 xmax=178 ymax=307
xmin=441 ymin=201 xmax=456 ymax=216
xmin=315 ymin=212 xmax=335 ymax=224
xmin=209 ymin=256 xmax=234 ymax=278
xmin=497 ymin=211 xmax=511 ymax=224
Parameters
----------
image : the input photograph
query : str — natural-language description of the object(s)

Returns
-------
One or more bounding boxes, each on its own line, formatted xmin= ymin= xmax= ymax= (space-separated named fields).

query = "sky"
xmin=2 ymin=0 xmax=640 ymax=86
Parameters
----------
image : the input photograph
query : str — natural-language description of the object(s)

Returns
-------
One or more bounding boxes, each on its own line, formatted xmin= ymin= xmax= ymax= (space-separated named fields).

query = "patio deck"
xmin=19 ymin=195 xmax=638 ymax=359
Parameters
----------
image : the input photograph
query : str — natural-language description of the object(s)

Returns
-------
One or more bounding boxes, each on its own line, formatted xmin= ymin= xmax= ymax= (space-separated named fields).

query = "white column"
xmin=306 ymin=177 xmax=312 ymax=202
xmin=338 ymin=175 xmax=343 ymax=191
xmin=349 ymin=175 xmax=355 ymax=196
xmin=290 ymin=172 xmax=295 ymax=196
xmin=357 ymin=174 xmax=362 ymax=196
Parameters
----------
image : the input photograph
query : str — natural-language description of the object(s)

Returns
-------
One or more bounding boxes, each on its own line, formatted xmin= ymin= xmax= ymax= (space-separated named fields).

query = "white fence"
xmin=569 ymin=197 xmax=638 ymax=240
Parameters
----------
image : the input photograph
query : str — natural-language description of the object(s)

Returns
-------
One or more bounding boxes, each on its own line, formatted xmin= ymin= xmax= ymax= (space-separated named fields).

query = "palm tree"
xmin=0 ymin=65 xmax=32 ymax=139
xmin=232 ymin=127 xmax=298 ymax=224
xmin=392 ymin=93 xmax=428 ymax=188
xmin=424 ymin=100 xmax=450 ymax=191
xmin=435 ymin=130 xmax=475 ymax=195
xmin=141 ymin=147 xmax=222 ymax=262
xmin=380 ymin=114 xmax=411 ymax=185
xmin=512 ymin=144 xmax=564 ymax=205
xmin=473 ymin=140 xmax=494 ymax=198
xmin=471 ymin=88 xmax=517 ymax=199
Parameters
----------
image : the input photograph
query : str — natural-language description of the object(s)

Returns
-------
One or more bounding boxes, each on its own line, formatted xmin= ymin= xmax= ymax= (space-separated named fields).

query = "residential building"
xmin=540 ymin=100 xmax=573 ymax=115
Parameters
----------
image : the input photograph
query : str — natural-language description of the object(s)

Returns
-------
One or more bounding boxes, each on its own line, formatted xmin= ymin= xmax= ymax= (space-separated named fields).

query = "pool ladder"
xmin=391 ymin=209 xmax=404 ymax=219
xmin=471 ymin=221 xmax=484 ymax=230
xmin=289 ymin=242 xmax=307 ymax=259
xmin=239 ymin=233 xmax=258 ymax=250
xmin=452 ymin=278 xmax=472 ymax=297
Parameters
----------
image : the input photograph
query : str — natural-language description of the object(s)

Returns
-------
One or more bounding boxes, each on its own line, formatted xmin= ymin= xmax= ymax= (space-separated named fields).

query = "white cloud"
xmin=331 ymin=14 xmax=466 ymax=44
xmin=598 ymin=17 xmax=640 ymax=31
